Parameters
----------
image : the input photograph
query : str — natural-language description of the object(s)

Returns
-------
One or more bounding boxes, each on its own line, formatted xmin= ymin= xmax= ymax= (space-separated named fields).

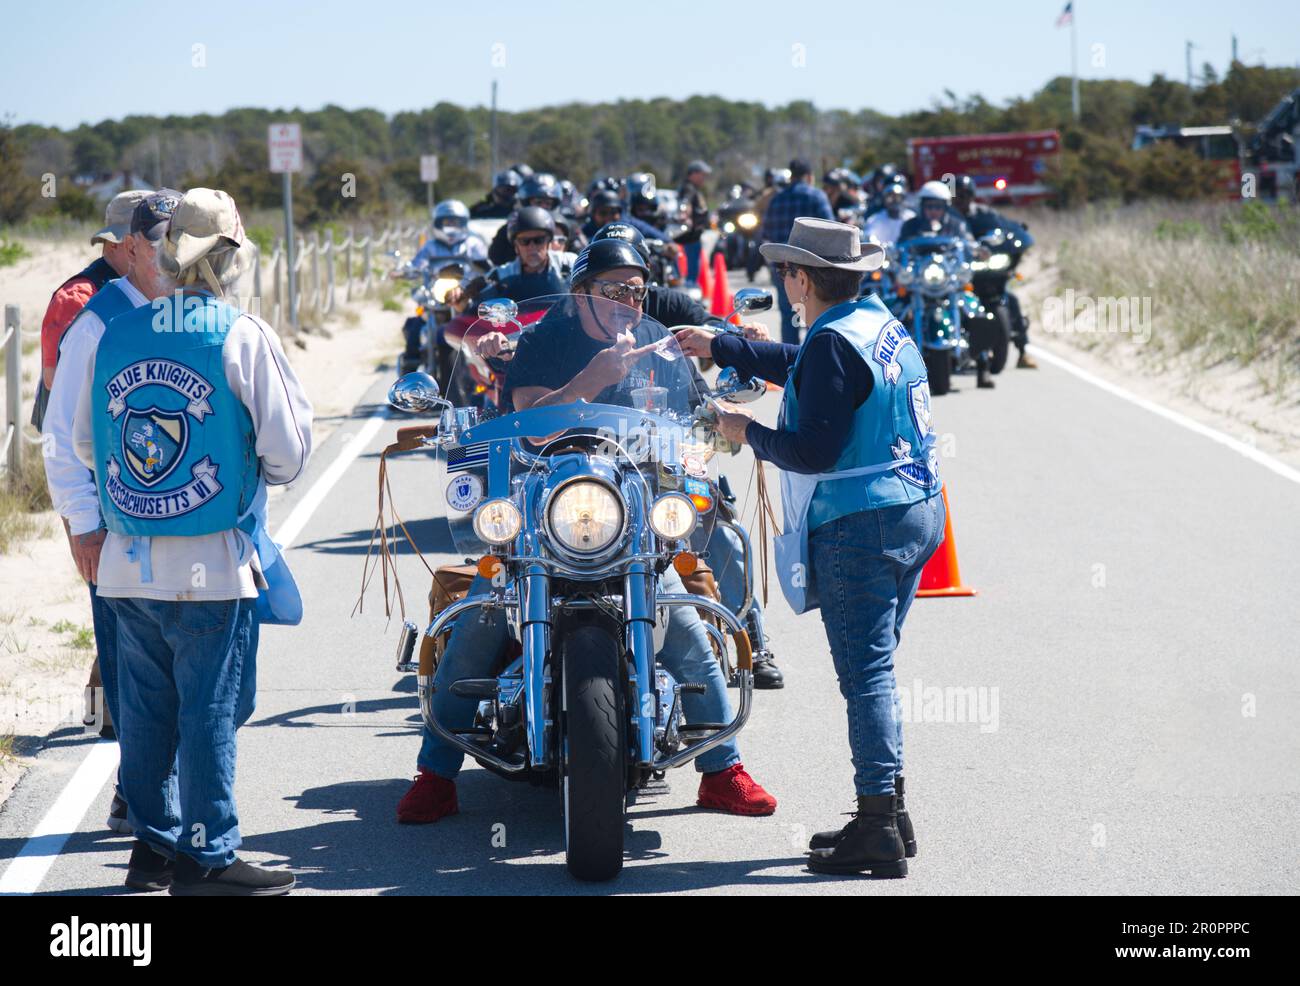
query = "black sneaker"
xmin=170 ymin=855 xmax=296 ymax=896
xmin=106 ymin=792 xmax=132 ymax=835
xmin=125 ymin=840 xmax=174 ymax=892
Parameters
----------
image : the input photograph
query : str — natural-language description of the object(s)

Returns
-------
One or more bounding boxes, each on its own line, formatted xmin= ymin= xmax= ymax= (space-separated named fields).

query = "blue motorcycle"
xmin=386 ymin=294 xmax=762 ymax=880
xmin=967 ymin=213 xmax=1034 ymax=375
xmin=886 ymin=235 xmax=998 ymax=395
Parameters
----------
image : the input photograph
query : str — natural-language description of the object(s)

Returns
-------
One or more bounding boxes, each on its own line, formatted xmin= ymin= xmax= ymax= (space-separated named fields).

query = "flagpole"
xmin=1070 ymin=5 xmax=1080 ymax=120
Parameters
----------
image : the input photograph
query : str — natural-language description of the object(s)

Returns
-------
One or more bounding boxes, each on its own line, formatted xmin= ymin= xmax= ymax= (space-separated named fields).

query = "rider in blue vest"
xmin=74 ymin=188 xmax=313 ymax=896
xmin=674 ymin=218 xmax=946 ymax=878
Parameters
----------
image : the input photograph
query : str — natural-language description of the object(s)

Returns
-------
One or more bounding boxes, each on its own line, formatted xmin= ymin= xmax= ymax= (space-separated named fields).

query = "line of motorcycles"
xmin=865 ymin=214 xmax=1034 ymax=395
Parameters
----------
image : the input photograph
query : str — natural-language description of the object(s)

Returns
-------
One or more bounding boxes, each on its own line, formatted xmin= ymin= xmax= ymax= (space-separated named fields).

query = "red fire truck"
xmin=907 ymin=130 xmax=1060 ymax=204
xmin=1132 ymin=125 xmax=1243 ymax=198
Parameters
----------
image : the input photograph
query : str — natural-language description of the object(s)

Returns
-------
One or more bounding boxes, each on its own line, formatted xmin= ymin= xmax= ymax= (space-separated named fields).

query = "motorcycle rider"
xmin=861 ymin=180 xmax=915 ymax=248
xmin=400 ymin=200 xmax=489 ymax=368
xmin=951 ymin=174 xmax=1037 ymax=369
xmin=898 ymin=180 xmax=997 ymax=389
xmin=448 ymin=206 xmax=577 ymax=310
xmin=488 ymin=173 xmax=563 ymax=265
xmin=753 ymin=167 xmax=791 ymax=223
xmin=395 ymin=238 xmax=779 ymax=824
xmin=580 ymin=189 xmax=673 ymax=245
xmin=469 ymin=169 xmax=520 ymax=220
xmin=822 ymin=168 xmax=862 ymax=221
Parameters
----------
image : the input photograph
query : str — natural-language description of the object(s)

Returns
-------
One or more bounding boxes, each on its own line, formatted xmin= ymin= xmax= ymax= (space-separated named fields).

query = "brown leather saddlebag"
xmin=418 ymin=564 xmax=478 ymax=671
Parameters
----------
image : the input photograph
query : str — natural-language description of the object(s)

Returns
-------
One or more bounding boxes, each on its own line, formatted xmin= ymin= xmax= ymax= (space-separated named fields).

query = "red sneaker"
xmin=396 ymin=769 xmax=459 ymax=824
xmin=696 ymin=764 xmax=777 ymax=816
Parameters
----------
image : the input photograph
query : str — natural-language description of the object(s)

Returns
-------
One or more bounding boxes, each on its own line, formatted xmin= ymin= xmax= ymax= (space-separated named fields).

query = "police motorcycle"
xmin=888 ymin=236 xmax=997 ymax=396
xmin=385 ymin=294 xmax=765 ymax=881
xmin=966 ymin=212 xmax=1034 ymax=375
xmin=717 ymin=184 xmax=762 ymax=280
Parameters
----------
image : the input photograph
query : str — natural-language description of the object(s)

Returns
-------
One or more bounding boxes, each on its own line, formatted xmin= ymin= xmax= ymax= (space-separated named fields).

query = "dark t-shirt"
xmin=502 ymin=298 xmax=704 ymax=413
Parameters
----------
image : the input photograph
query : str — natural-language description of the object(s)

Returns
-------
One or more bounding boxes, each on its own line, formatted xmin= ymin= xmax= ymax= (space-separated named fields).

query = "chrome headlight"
xmin=473 ymin=498 xmax=522 ymax=545
xmin=649 ymin=493 xmax=698 ymax=540
xmin=432 ymin=277 xmax=459 ymax=304
xmin=737 ymin=212 xmax=758 ymax=230
xmin=987 ymin=253 xmax=1011 ymax=271
xmin=547 ymin=480 xmax=624 ymax=555
xmin=922 ymin=263 xmax=947 ymax=288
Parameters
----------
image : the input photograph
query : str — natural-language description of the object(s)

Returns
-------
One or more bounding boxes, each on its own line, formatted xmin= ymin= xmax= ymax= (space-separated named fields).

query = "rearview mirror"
xmin=388 ymin=371 xmax=444 ymax=413
xmin=478 ymin=299 xmax=520 ymax=327
xmin=732 ymin=288 xmax=773 ymax=314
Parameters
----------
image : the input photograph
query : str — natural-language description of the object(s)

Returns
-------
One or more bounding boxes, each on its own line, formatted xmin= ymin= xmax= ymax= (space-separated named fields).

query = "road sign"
xmin=420 ymin=155 xmax=440 ymax=183
xmin=268 ymin=123 xmax=303 ymax=174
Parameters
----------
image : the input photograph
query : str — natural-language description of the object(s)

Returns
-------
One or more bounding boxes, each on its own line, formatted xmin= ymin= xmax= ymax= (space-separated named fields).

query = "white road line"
xmin=0 ymin=743 xmax=120 ymax=895
xmin=0 ymin=408 xmax=390 ymax=894
xmin=1028 ymin=344 xmax=1300 ymax=487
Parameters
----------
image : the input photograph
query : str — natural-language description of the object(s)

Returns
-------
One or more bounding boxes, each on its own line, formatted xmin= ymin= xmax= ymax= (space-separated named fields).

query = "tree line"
xmin=2 ymin=61 xmax=1298 ymax=226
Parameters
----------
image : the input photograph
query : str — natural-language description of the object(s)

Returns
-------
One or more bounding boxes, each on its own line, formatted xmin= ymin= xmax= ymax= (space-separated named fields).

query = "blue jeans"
xmin=88 ymin=583 xmax=125 ymax=799
xmin=418 ymin=570 xmax=740 ymax=777
xmin=809 ymin=496 xmax=945 ymax=796
xmin=771 ymin=265 xmax=799 ymax=345
xmin=107 ymin=596 xmax=259 ymax=867
xmin=683 ymin=241 xmax=703 ymax=283
xmin=701 ymin=523 xmax=764 ymax=633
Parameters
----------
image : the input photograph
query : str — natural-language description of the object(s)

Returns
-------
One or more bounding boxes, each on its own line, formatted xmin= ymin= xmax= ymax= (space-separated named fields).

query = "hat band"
xmin=790 ymin=250 xmax=862 ymax=263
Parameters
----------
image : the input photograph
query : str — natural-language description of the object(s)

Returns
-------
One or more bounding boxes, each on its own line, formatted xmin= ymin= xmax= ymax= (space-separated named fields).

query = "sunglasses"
xmin=590 ymin=279 xmax=648 ymax=303
xmin=776 ymin=263 xmax=800 ymax=279
xmin=515 ymin=234 xmax=550 ymax=247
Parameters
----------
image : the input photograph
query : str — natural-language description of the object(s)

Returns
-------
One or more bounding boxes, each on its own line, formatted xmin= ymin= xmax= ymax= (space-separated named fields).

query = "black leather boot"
xmin=976 ymin=358 xmax=995 ymax=389
xmin=809 ymin=776 xmax=916 ymax=857
xmin=807 ymin=794 xmax=907 ymax=877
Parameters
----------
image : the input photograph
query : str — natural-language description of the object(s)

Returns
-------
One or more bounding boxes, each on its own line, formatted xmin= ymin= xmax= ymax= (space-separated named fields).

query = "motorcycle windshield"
xmin=434 ymin=293 xmax=722 ymax=561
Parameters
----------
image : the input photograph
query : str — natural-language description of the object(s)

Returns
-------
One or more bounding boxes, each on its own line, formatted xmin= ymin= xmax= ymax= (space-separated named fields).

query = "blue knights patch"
xmin=123 ymin=407 xmax=186 ymax=487
xmin=908 ymin=377 xmax=933 ymax=438
xmin=890 ymin=434 xmax=939 ymax=490
xmin=871 ymin=318 xmax=915 ymax=385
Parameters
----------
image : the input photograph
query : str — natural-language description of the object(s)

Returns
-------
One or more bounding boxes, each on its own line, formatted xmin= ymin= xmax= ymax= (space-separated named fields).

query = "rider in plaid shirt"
xmin=758 ymin=159 xmax=835 ymax=344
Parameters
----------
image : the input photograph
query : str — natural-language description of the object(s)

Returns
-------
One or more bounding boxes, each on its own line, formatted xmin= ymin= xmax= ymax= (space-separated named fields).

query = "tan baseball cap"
xmin=164 ymin=188 xmax=245 ymax=271
xmin=91 ymin=189 xmax=150 ymax=245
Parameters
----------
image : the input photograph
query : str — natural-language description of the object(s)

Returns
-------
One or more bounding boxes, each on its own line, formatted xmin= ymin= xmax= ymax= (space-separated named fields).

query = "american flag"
xmin=1056 ymin=1 xmax=1073 ymax=27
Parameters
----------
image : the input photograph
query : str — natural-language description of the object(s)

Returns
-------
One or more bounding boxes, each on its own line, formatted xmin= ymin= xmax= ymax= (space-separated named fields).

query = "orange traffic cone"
xmin=697 ymin=247 xmax=711 ymax=297
xmin=917 ymin=485 xmax=976 ymax=598
xmin=675 ymin=247 xmax=687 ymax=281
xmin=710 ymin=252 xmax=731 ymax=317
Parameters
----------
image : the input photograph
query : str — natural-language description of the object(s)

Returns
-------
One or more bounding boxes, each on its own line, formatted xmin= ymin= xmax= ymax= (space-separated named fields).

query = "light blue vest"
xmin=75 ymin=278 xmax=135 ymax=344
xmin=91 ymin=292 xmax=259 ymax=537
xmin=781 ymin=295 xmax=941 ymax=532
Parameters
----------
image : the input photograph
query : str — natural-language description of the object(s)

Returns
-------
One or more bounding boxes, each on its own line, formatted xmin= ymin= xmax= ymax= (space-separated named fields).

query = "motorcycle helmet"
xmin=491 ymin=169 xmax=521 ymax=204
xmin=431 ymin=198 xmax=471 ymax=244
xmin=588 ymin=189 xmax=624 ymax=217
xmin=626 ymin=172 xmax=658 ymax=218
xmin=875 ymin=163 xmax=899 ymax=188
xmin=568 ymin=237 xmax=650 ymax=290
xmin=508 ymin=205 xmax=556 ymax=241
xmin=587 ymin=175 xmax=623 ymax=198
xmin=589 ymin=221 xmax=651 ymax=266
xmin=765 ymin=167 xmax=792 ymax=189
xmin=918 ymin=180 xmax=953 ymax=204
xmin=685 ymin=160 xmax=712 ymax=176
xmin=519 ymin=173 xmax=560 ymax=209
xmin=510 ymin=162 xmax=534 ymax=179
xmin=952 ymin=173 xmax=978 ymax=208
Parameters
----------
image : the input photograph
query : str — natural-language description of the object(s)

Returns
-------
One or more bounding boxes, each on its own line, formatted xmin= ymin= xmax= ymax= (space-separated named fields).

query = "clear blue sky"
xmin=2 ymin=0 xmax=1297 ymax=129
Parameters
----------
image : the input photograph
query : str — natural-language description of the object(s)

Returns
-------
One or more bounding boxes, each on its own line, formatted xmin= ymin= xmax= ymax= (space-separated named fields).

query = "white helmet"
xmin=918 ymin=180 xmax=952 ymax=204
xmin=431 ymin=199 xmax=470 ymax=244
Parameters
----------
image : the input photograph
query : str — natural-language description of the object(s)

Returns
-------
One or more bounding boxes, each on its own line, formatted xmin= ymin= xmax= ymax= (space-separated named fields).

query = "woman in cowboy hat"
xmin=674 ymin=217 xmax=946 ymax=877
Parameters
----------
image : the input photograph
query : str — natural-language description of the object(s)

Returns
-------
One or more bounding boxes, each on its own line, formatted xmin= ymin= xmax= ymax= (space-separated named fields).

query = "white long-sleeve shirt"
xmin=73 ymin=309 xmax=314 ymax=601
xmin=862 ymin=208 xmax=916 ymax=249
xmin=43 ymin=277 xmax=148 ymax=536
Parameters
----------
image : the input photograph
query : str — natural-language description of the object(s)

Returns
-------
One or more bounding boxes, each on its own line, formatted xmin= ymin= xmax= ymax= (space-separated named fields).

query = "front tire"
xmin=923 ymin=349 xmax=952 ymax=396
xmin=561 ymin=623 xmax=627 ymax=881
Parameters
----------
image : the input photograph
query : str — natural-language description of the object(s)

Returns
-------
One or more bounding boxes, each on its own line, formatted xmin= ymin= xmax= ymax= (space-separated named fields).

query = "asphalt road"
xmin=2 ymin=272 xmax=1297 ymax=895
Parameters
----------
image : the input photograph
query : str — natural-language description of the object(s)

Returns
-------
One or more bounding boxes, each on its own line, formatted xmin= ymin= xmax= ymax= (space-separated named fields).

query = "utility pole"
xmin=490 ymin=80 xmax=499 ymax=178
xmin=1186 ymin=40 xmax=1196 ymax=89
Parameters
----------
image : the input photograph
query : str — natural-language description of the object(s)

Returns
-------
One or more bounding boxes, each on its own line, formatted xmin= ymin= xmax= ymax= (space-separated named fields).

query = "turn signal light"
xmin=478 ymin=555 xmax=504 ymax=580
xmin=688 ymin=493 xmax=713 ymax=513
xmin=673 ymin=552 xmax=698 ymax=577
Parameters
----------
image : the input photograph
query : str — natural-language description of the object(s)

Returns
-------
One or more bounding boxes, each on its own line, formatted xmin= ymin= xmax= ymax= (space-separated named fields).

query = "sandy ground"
xmin=1019 ymin=251 xmax=1300 ymax=470
xmin=0 ymin=236 xmax=401 ymax=806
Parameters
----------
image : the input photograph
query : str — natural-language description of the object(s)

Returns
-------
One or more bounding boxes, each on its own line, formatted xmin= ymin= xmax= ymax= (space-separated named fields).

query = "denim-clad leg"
xmin=808 ymin=496 xmax=944 ymax=796
xmin=417 ymin=570 xmax=740 ymax=777
xmin=771 ymin=265 xmax=799 ymax=346
xmin=89 ymin=582 xmax=125 ymax=799
xmin=418 ymin=575 xmax=510 ymax=779
xmin=684 ymin=241 xmax=702 ymax=283
xmin=111 ymin=596 xmax=258 ymax=867
xmin=702 ymin=523 xmax=764 ymax=629
xmin=658 ymin=567 xmax=740 ymax=774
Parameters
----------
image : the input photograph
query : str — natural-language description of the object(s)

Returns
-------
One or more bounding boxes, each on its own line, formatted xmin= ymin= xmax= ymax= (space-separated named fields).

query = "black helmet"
xmin=519 ymin=173 xmax=559 ymax=207
xmin=589 ymin=189 xmax=624 ymax=214
xmin=627 ymin=172 xmax=657 ymax=206
xmin=493 ymin=169 xmax=521 ymax=191
xmin=568 ymin=237 xmax=650 ymax=290
xmin=510 ymin=162 xmax=534 ymax=179
xmin=587 ymin=175 xmax=622 ymax=198
xmin=953 ymin=174 xmax=977 ymax=199
xmin=823 ymin=167 xmax=851 ymax=187
xmin=589 ymin=221 xmax=650 ymax=265
xmin=508 ymin=206 xmax=556 ymax=240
